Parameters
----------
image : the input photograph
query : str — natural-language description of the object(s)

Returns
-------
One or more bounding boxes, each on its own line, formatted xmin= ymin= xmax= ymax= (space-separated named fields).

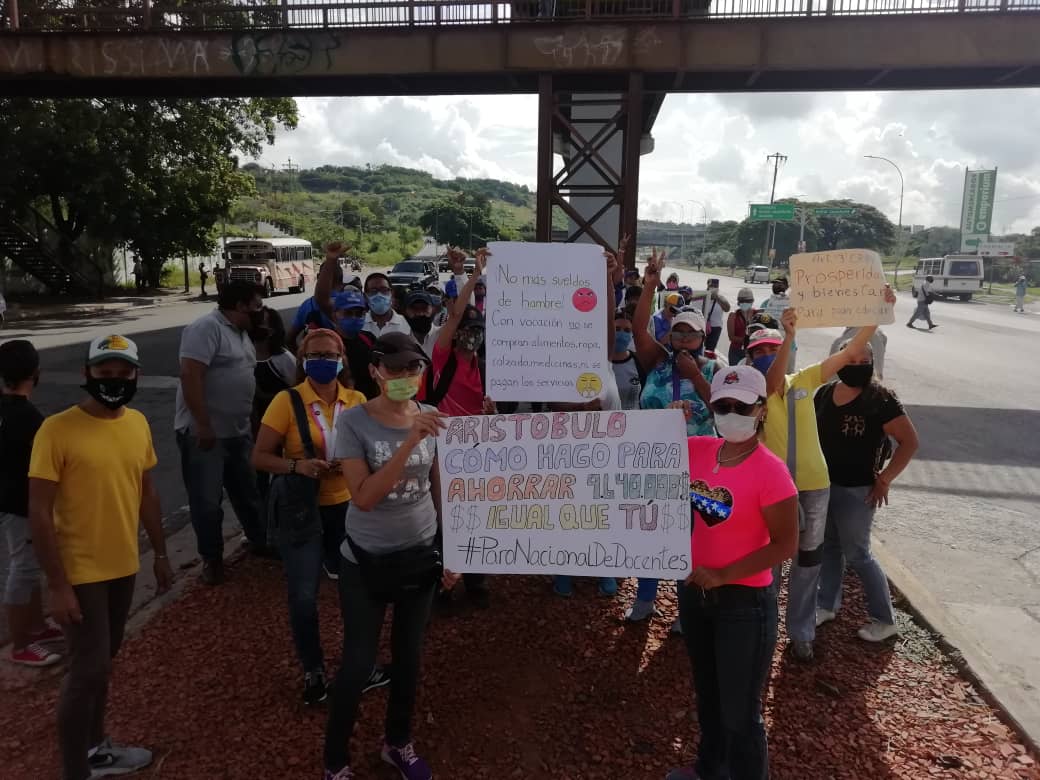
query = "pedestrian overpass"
xmin=3 ymin=0 xmax=1040 ymax=262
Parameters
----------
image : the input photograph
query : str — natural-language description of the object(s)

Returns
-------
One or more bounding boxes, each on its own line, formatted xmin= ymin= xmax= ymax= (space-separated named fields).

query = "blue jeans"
xmin=277 ymin=502 xmax=348 ymax=674
xmin=777 ymin=488 xmax=830 ymax=643
xmin=177 ymin=431 xmax=264 ymax=561
xmin=818 ymin=485 xmax=894 ymax=625
xmin=678 ymin=583 xmax=777 ymax=780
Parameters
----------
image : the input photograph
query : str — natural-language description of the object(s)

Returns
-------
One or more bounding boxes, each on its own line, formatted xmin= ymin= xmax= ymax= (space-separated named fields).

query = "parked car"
xmin=389 ymin=258 xmax=438 ymax=291
xmin=743 ymin=265 xmax=770 ymax=283
xmin=464 ymin=257 xmax=477 ymax=274
xmin=437 ymin=255 xmax=450 ymax=272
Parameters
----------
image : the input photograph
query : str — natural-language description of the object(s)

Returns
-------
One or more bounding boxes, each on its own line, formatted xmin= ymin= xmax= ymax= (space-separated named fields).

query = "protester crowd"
xmin=0 ymin=240 xmax=919 ymax=780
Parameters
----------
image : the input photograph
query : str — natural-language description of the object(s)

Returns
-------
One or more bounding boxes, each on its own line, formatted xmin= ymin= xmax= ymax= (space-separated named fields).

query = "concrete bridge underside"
xmin=3 ymin=14 xmax=1040 ymax=97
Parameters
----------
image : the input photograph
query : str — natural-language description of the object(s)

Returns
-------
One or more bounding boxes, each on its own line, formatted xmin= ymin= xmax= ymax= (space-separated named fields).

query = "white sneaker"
xmin=815 ymin=608 xmax=837 ymax=628
xmin=88 ymin=738 xmax=153 ymax=777
xmin=857 ymin=621 xmax=898 ymax=643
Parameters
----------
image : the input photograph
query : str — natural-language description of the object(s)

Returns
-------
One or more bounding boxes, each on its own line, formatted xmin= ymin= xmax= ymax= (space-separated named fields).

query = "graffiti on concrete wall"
xmin=0 ymin=39 xmax=45 ymax=72
xmin=229 ymin=31 xmax=341 ymax=76
xmin=66 ymin=37 xmax=213 ymax=76
xmin=533 ymin=26 xmax=660 ymax=67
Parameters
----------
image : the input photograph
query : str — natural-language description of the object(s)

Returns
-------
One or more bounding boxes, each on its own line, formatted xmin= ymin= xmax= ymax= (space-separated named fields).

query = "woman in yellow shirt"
xmin=252 ymin=328 xmax=368 ymax=706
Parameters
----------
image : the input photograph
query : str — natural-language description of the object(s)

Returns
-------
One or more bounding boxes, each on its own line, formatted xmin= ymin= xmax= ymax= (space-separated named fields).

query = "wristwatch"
xmin=288 ymin=459 xmax=298 ymax=475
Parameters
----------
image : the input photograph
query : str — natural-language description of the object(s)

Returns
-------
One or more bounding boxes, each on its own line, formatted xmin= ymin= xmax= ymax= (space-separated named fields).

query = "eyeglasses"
xmin=671 ymin=330 xmax=703 ymax=342
xmin=711 ymin=400 xmax=760 ymax=416
xmin=303 ymin=351 xmax=341 ymax=361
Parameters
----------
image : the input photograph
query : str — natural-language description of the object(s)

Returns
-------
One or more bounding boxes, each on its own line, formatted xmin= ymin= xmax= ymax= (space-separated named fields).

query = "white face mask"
xmin=714 ymin=412 xmax=760 ymax=443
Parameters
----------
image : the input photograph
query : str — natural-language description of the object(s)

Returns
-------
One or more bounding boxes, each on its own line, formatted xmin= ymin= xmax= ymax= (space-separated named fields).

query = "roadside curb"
xmin=3 ymin=293 xmax=197 ymax=324
xmin=875 ymin=537 xmax=1040 ymax=754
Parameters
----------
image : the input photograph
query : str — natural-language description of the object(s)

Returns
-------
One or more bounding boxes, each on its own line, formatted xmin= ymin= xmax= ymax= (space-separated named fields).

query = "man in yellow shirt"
xmin=749 ymin=307 xmax=886 ymax=663
xmin=28 ymin=334 xmax=172 ymax=780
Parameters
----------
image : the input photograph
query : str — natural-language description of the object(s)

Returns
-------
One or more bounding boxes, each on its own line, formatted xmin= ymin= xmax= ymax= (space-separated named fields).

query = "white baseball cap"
xmin=671 ymin=310 xmax=706 ymax=333
xmin=710 ymin=365 xmax=766 ymax=405
xmin=86 ymin=334 xmax=140 ymax=367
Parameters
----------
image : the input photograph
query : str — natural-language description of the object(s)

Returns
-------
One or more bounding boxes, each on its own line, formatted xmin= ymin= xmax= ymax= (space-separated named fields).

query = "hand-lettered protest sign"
xmin=788 ymin=249 xmax=895 ymax=329
xmin=438 ymin=409 xmax=693 ymax=579
xmin=484 ymin=242 xmax=609 ymax=403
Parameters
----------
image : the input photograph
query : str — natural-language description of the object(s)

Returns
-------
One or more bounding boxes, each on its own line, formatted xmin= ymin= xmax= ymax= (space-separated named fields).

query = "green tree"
xmin=906 ymin=226 xmax=962 ymax=258
xmin=419 ymin=200 xmax=499 ymax=250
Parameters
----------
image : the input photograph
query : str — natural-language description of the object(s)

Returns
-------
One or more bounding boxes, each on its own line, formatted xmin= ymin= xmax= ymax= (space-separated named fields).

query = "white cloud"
xmin=261 ymin=88 xmax=1040 ymax=233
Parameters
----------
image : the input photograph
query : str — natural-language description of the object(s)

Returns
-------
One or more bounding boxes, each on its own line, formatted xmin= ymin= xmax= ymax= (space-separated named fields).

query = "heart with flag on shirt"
xmin=690 ymin=480 xmax=734 ymax=527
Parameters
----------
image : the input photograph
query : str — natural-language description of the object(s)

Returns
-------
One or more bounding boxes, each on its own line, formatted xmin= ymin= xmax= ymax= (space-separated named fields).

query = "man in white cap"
xmin=1014 ymin=274 xmax=1028 ymax=313
xmin=28 ymin=334 xmax=172 ymax=780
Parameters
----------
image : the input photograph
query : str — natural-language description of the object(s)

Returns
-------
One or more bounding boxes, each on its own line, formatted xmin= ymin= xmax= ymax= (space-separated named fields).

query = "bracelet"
xmin=288 ymin=458 xmax=298 ymax=475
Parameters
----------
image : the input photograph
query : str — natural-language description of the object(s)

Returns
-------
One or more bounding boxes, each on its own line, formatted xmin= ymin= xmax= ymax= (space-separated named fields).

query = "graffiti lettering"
xmin=533 ymin=27 xmax=625 ymax=67
xmin=0 ymin=39 xmax=45 ymax=73
xmin=65 ymin=38 xmax=212 ymax=77
xmin=230 ymin=31 xmax=340 ymax=76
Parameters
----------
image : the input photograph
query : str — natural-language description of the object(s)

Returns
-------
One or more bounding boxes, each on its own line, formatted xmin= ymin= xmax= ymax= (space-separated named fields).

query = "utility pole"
xmin=283 ymin=158 xmax=298 ymax=236
xmin=762 ymin=152 xmax=788 ymax=267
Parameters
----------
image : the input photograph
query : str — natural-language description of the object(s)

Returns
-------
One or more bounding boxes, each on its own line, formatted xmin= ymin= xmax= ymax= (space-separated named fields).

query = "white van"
xmin=912 ymin=255 xmax=984 ymax=302
xmin=744 ymin=265 xmax=770 ymax=283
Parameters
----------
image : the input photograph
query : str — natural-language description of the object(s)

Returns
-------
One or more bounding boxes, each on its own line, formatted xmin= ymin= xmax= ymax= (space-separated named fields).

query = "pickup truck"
xmin=388 ymin=259 xmax=438 ymax=291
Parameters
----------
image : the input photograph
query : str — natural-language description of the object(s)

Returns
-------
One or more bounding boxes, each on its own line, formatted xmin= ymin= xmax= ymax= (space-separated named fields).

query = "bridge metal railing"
xmin=4 ymin=0 xmax=1039 ymax=31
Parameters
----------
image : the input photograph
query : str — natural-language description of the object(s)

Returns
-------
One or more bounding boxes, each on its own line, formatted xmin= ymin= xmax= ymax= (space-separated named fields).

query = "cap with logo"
xmin=710 ymin=365 xmax=767 ymax=405
xmin=746 ymin=328 xmax=784 ymax=351
xmin=333 ymin=290 xmax=367 ymax=311
xmin=86 ymin=335 xmax=140 ymax=367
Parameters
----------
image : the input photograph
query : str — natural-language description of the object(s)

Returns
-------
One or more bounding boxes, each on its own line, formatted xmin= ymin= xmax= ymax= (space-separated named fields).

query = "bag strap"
xmin=785 ymin=380 xmax=798 ymax=479
xmin=426 ymin=350 xmax=459 ymax=407
xmin=287 ymin=389 xmax=318 ymax=460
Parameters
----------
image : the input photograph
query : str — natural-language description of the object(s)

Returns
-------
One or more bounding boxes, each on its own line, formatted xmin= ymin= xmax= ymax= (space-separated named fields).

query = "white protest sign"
xmin=788 ymin=249 xmax=895 ymax=328
xmin=484 ymin=241 xmax=609 ymax=403
xmin=438 ymin=409 xmax=693 ymax=579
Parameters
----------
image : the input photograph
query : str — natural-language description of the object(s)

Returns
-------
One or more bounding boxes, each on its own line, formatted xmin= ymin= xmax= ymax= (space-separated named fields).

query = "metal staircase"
xmin=0 ymin=211 xmax=93 ymax=294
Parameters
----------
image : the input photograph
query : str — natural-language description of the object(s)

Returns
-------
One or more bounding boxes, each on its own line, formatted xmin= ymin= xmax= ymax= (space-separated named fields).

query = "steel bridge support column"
xmin=535 ymin=72 xmax=651 ymax=268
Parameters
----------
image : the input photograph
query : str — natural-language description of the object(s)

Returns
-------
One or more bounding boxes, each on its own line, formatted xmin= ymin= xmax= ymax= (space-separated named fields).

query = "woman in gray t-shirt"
xmin=324 ymin=331 xmax=456 ymax=780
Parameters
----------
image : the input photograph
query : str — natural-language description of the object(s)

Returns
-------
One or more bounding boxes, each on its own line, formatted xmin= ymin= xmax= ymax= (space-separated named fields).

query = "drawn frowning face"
xmin=572 ymin=287 xmax=598 ymax=313
xmin=576 ymin=372 xmax=603 ymax=399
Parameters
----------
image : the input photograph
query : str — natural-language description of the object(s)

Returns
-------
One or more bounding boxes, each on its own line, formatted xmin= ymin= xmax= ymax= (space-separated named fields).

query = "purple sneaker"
xmin=323 ymin=768 xmax=354 ymax=780
xmin=381 ymin=742 xmax=432 ymax=780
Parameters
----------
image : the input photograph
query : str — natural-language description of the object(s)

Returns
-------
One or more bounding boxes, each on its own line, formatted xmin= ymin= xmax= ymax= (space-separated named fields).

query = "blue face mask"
xmin=303 ymin=358 xmax=343 ymax=385
xmin=367 ymin=293 xmax=392 ymax=316
xmin=614 ymin=331 xmax=633 ymax=353
xmin=338 ymin=316 xmax=365 ymax=336
xmin=751 ymin=353 xmax=777 ymax=375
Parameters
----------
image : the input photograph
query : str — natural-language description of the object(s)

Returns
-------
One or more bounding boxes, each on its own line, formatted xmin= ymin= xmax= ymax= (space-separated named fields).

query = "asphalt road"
xmin=3 ymin=258 xmax=1037 ymax=697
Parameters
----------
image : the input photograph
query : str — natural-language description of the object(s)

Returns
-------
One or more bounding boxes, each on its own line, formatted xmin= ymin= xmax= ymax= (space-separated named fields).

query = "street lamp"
xmin=864 ymin=154 xmax=906 ymax=285
xmin=669 ymin=202 xmax=686 ymax=261
xmin=686 ymin=199 xmax=709 ymax=263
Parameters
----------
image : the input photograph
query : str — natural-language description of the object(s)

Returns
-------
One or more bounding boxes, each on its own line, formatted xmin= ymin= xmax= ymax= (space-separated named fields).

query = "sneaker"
xmin=790 ymin=640 xmax=814 ymax=663
xmin=858 ymin=621 xmax=899 ymax=643
xmin=624 ymin=599 xmax=661 ymax=622
xmin=815 ymin=608 xmax=837 ymax=628
xmin=670 ymin=617 xmax=684 ymax=636
xmin=323 ymin=562 xmax=340 ymax=581
xmin=201 ymin=559 xmax=224 ymax=586
xmin=467 ymin=585 xmax=491 ymax=610
xmin=928 ymin=323 xmax=938 ymax=330
xmin=10 ymin=642 xmax=61 ymax=667
xmin=906 ymin=322 xmax=914 ymax=328
xmin=303 ymin=669 xmax=328 ymax=705
xmin=381 ymin=742 xmax=432 ymax=780
xmin=88 ymin=738 xmax=152 ymax=777
xmin=552 ymin=577 xmax=574 ymax=598
xmin=665 ymin=766 xmax=701 ymax=780
xmin=363 ymin=665 xmax=391 ymax=694
xmin=598 ymin=578 xmax=618 ymax=597
xmin=31 ymin=619 xmax=65 ymax=644
xmin=323 ymin=768 xmax=354 ymax=780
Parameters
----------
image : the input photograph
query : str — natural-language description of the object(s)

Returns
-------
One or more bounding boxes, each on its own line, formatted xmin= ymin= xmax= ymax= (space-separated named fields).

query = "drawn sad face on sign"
xmin=576 ymin=372 xmax=602 ymax=399
xmin=572 ymin=287 xmax=598 ymax=313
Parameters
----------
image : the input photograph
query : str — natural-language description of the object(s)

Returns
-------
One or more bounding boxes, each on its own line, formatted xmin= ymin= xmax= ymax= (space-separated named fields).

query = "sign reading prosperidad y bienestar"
xmin=437 ymin=409 xmax=693 ymax=579
xmin=788 ymin=248 xmax=895 ymax=329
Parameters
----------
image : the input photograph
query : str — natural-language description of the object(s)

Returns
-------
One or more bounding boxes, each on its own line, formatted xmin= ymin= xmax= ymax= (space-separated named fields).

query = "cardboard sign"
xmin=788 ymin=249 xmax=895 ymax=328
xmin=438 ymin=409 xmax=693 ymax=579
xmin=484 ymin=242 xmax=609 ymax=403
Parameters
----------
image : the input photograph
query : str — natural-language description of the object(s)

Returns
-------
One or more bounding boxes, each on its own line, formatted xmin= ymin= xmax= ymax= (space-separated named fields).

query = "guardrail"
xmin=3 ymin=0 xmax=1039 ymax=31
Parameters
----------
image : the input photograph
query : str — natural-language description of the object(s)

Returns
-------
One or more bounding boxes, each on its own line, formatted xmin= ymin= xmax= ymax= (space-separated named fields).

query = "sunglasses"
xmin=710 ymin=400 xmax=760 ymax=416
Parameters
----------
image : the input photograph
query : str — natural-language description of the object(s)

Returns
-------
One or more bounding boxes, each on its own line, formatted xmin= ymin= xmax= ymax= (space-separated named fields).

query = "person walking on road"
xmin=175 ymin=281 xmax=271 ymax=586
xmin=815 ymin=339 xmax=919 ymax=643
xmin=1014 ymin=275 xmax=1028 ymax=313
xmin=131 ymin=256 xmax=145 ymax=292
xmin=695 ymin=279 xmax=731 ymax=354
xmin=198 ymin=261 xmax=210 ymax=298
xmin=908 ymin=275 xmax=937 ymax=330
xmin=323 ymin=332 xmax=458 ymax=780
xmin=0 ymin=339 xmax=64 ymax=667
xmin=28 ymin=334 xmax=172 ymax=780
xmin=252 ymin=328 xmax=384 ymax=706
xmin=667 ymin=365 xmax=798 ymax=780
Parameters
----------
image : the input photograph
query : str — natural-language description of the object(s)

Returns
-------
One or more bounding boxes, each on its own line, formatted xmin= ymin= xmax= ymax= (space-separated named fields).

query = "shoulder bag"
xmin=266 ymin=389 xmax=322 ymax=548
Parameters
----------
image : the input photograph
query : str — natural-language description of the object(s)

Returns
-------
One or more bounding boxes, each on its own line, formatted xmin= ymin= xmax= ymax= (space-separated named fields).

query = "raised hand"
xmin=407 ymin=410 xmax=448 ymax=446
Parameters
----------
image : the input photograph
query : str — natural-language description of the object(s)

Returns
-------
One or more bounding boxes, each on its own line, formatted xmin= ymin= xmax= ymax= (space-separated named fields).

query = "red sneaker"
xmin=10 ymin=642 xmax=61 ymax=667
xmin=31 ymin=620 xmax=64 ymax=644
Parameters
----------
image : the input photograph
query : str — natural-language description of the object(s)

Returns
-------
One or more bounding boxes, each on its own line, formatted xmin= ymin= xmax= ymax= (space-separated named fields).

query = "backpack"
xmin=425 ymin=349 xmax=485 ymax=407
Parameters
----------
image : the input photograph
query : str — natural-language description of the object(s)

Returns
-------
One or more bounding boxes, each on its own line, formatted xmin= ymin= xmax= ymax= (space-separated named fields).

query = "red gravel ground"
xmin=2 ymin=557 xmax=1037 ymax=780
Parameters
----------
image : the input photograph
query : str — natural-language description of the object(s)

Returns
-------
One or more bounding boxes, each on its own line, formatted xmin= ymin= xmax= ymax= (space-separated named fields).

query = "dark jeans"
xmin=177 ymin=431 xmax=264 ymax=561
xmin=324 ymin=560 xmax=435 ymax=771
xmin=58 ymin=576 xmax=136 ymax=780
xmin=706 ymin=325 xmax=723 ymax=352
xmin=728 ymin=345 xmax=746 ymax=366
xmin=277 ymin=502 xmax=348 ymax=674
xmin=678 ymin=583 xmax=778 ymax=780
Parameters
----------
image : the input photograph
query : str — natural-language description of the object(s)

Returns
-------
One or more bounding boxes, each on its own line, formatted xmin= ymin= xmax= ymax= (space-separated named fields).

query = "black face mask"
xmin=406 ymin=314 xmax=433 ymax=335
xmin=83 ymin=377 xmax=137 ymax=410
xmin=837 ymin=364 xmax=873 ymax=388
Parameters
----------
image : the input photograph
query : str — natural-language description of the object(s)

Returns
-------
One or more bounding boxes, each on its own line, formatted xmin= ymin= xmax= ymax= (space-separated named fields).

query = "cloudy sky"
xmin=261 ymin=89 xmax=1040 ymax=233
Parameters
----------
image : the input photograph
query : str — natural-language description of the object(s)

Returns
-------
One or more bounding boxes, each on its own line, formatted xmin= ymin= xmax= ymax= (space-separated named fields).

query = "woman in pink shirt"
xmin=667 ymin=365 xmax=798 ymax=780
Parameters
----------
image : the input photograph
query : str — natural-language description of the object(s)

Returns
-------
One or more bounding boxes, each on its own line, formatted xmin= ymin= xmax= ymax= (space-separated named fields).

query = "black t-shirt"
xmin=345 ymin=334 xmax=379 ymax=400
xmin=815 ymin=382 xmax=904 ymax=487
xmin=0 ymin=395 xmax=45 ymax=517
